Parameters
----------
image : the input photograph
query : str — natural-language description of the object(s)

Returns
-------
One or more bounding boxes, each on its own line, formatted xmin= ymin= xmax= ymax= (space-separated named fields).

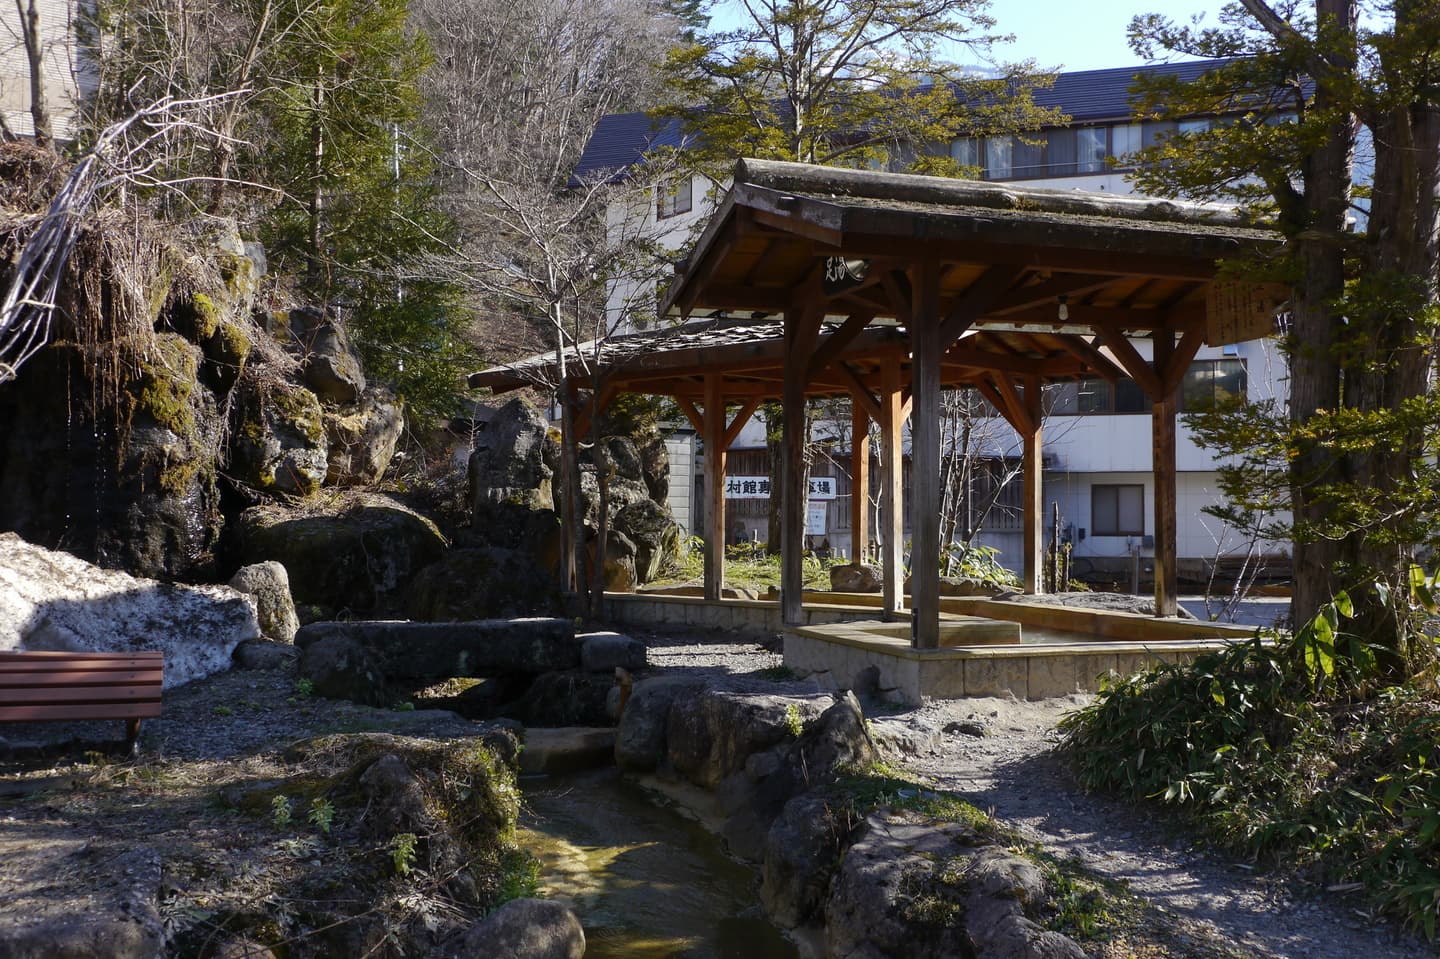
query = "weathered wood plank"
xmin=851 ymin=402 xmax=871 ymax=563
xmin=1151 ymin=333 xmax=1179 ymax=617
xmin=1022 ymin=375 xmax=1045 ymax=595
xmin=880 ymin=357 xmax=906 ymax=621
xmin=910 ymin=259 xmax=942 ymax=649
xmin=703 ymin=374 xmax=727 ymax=601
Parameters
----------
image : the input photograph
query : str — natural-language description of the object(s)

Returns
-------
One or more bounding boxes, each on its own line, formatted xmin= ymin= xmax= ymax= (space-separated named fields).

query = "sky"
xmin=983 ymin=0 xmax=1228 ymax=72
xmin=707 ymin=1 xmax=1233 ymax=75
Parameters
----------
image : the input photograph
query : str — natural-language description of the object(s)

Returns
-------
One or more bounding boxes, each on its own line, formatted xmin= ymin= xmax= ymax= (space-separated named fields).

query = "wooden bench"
xmin=0 ymin=650 xmax=164 ymax=751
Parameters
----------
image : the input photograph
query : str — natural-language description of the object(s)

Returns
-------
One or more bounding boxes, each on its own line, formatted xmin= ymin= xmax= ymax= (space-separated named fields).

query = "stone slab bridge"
xmin=471 ymin=159 xmax=1283 ymax=650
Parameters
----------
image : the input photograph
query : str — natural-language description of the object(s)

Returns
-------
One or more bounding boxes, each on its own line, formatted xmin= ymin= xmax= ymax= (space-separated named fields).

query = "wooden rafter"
xmin=937 ymin=263 xmax=1026 ymax=346
xmin=1091 ymin=327 xmax=1163 ymax=400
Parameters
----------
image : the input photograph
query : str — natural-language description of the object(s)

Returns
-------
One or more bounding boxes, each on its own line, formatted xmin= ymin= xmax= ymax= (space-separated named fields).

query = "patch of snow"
xmin=0 ymin=533 xmax=259 ymax=686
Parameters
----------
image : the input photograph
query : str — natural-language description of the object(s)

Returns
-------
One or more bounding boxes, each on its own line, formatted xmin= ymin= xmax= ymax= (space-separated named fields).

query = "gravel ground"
xmin=635 ymin=626 xmax=1437 ymax=959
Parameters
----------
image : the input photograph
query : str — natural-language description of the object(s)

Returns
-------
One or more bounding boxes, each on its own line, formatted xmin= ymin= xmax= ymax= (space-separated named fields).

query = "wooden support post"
xmin=850 ymin=401 xmax=871 ymax=563
xmin=703 ymin=374 xmax=727 ymax=601
xmin=880 ymin=357 xmax=906 ymax=621
xmin=1022 ymin=375 xmax=1045 ymax=595
xmin=781 ymin=307 xmax=814 ymax=627
xmin=910 ymin=259 xmax=942 ymax=649
xmin=1151 ymin=333 xmax=1179 ymax=617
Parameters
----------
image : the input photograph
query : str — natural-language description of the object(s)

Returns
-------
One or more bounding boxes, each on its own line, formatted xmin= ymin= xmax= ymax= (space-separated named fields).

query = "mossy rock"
xmin=406 ymin=547 xmax=563 ymax=621
xmin=200 ymin=320 xmax=251 ymax=396
xmin=206 ymin=732 xmax=524 ymax=957
xmin=231 ymin=379 xmax=328 ymax=496
xmin=237 ymin=493 xmax=447 ymax=614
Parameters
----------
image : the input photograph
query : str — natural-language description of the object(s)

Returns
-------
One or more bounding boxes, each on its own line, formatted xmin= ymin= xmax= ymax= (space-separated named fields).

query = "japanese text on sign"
xmin=723 ymin=475 xmax=835 ymax=500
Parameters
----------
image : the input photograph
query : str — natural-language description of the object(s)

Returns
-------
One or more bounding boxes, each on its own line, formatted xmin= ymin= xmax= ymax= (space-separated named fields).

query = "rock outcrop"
xmin=406 ymin=547 xmax=562 ymax=621
xmin=0 ymin=532 xmax=258 ymax=686
xmin=237 ymin=493 xmax=446 ymax=617
xmin=430 ymin=898 xmax=584 ymax=959
xmin=228 ymin=560 xmax=300 ymax=643
xmin=468 ymin=397 xmax=679 ymax=586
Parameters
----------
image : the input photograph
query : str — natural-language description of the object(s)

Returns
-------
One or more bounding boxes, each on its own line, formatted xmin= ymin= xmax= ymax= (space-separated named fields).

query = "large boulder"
xmin=612 ymin=499 xmax=680 ymax=584
xmin=613 ymin=675 xmax=708 ymax=771
xmin=715 ymin=692 xmax=877 ymax=861
xmin=406 ymin=548 xmax=563 ymax=621
xmin=825 ymin=812 xmax=1086 ymax=959
xmin=290 ymin=307 xmax=366 ymax=404
xmin=761 ymin=791 xmax=852 ymax=928
xmin=0 ymin=532 xmax=258 ymax=686
xmin=665 ymin=689 xmax=834 ymax=790
xmin=236 ymin=493 xmax=446 ymax=616
xmin=230 ymin=378 xmax=329 ymax=496
xmin=323 ymin=387 xmax=404 ymax=486
xmin=228 ymin=561 xmax=299 ymax=642
xmin=637 ymin=435 xmax=670 ymax=502
xmin=431 ymin=898 xmax=584 ymax=959
xmin=830 ymin=562 xmax=882 ymax=593
xmin=294 ymin=618 xmax=579 ymax=684
xmin=469 ymin=398 xmax=558 ymax=537
xmin=0 ymin=337 xmax=227 ymax=581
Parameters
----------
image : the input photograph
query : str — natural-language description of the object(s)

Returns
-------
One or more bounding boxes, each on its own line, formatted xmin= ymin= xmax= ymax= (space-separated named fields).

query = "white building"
xmin=570 ymin=60 xmax=1292 ymax=586
xmin=2 ymin=0 xmax=91 ymax=142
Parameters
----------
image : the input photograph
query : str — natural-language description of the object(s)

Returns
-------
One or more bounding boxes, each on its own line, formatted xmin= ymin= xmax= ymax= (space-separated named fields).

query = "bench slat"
xmin=0 ymin=685 xmax=162 ymax=705
xmin=0 ymin=650 xmax=162 ymax=660
xmin=0 ymin=669 xmax=164 ymax=688
xmin=0 ymin=702 xmax=163 ymax=722
xmin=0 ymin=659 xmax=164 ymax=673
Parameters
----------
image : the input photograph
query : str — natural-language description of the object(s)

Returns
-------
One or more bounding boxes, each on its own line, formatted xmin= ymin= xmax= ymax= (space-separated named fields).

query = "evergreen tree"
xmin=655 ymin=0 xmax=1064 ymax=176
xmin=1128 ymin=1 xmax=1440 ymax=676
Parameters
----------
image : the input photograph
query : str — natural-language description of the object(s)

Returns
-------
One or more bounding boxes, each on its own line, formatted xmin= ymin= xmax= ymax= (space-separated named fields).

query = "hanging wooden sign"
xmin=1205 ymin=281 xmax=1288 ymax=345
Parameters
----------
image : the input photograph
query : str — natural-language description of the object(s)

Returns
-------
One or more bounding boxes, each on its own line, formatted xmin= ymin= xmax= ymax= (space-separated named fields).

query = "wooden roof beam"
xmin=1052 ymin=334 xmax=1126 ymax=382
xmin=1091 ymin=327 xmax=1163 ymax=399
xmin=937 ymin=263 xmax=1027 ymax=347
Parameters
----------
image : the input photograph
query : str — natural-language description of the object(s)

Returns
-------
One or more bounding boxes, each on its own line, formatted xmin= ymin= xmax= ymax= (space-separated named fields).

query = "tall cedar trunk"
xmin=1287 ymin=0 xmax=1355 ymax=638
xmin=18 ymin=0 xmax=52 ymax=148
xmin=1346 ymin=62 xmax=1440 ymax=667
xmin=308 ymin=81 xmax=326 ymax=288
xmin=590 ymin=389 xmax=609 ymax=618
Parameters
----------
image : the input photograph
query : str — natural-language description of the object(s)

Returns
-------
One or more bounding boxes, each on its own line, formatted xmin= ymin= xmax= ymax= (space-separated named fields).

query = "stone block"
xmin=579 ymin=631 xmax=647 ymax=673
xmin=1073 ymin=654 xmax=1119 ymax=692
xmin=919 ymin=658 xmax=967 ymax=699
xmin=1027 ymin=655 xmax=1079 ymax=699
xmin=964 ymin=657 xmax=1028 ymax=699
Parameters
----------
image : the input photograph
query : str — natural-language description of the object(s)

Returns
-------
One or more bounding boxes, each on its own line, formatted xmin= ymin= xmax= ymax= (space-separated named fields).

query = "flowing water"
xmin=518 ymin=768 xmax=799 ymax=959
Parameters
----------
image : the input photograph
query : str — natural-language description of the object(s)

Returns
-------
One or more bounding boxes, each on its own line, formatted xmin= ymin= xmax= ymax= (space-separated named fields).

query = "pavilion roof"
xmin=469 ymin=160 xmax=1284 ymax=403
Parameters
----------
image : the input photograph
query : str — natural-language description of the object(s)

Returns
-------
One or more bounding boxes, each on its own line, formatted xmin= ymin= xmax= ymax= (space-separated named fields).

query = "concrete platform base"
xmin=784 ymin=623 xmax=1234 ymax=705
xmin=603 ymin=590 xmax=1261 ymax=704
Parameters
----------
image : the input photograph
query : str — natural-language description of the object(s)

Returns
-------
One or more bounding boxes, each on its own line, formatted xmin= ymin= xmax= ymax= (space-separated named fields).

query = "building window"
xmin=657 ymin=177 xmax=692 ymax=219
xmin=985 ymin=136 xmax=1013 ymax=178
xmin=1181 ymin=358 xmax=1247 ymax=410
xmin=1110 ymin=123 xmax=1143 ymax=166
xmin=1092 ymin=484 xmax=1145 ymax=536
xmin=1049 ymin=377 xmax=1148 ymax=414
xmin=950 ymin=136 xmax=981 ymax=170
xmin=1076 ymin=127 xmax=1107 ymax=172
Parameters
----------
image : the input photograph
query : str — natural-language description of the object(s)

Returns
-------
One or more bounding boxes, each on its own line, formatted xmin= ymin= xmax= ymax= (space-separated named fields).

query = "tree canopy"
xmin=1128 ymin=0 xmax=1440 ymax=676
xmin=655 ymin=0 xmax=1064 ymax=175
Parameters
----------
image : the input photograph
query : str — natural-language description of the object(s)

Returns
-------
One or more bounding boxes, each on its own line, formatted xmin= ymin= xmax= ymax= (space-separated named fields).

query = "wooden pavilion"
xmin=470 ymin=159 xmax=1283 ymax=649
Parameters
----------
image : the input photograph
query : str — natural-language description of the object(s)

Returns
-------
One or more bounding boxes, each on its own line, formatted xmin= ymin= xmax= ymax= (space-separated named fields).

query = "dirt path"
xmin=903 ymin=696 xmax=1435 ymax=959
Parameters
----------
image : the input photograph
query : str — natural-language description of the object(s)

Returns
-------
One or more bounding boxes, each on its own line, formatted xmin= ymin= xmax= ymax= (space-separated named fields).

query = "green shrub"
xmin=1060 ymin=626 xmax=1440 ymax=937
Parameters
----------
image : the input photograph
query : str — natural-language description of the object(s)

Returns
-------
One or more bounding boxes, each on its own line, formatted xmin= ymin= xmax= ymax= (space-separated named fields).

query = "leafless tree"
xmin=413 ymin=0 xmax=684 ymax=610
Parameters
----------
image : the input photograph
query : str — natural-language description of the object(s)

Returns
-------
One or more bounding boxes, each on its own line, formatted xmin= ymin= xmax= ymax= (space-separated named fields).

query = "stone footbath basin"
xmin=603 ymin=590 xmax=1259 ymax=705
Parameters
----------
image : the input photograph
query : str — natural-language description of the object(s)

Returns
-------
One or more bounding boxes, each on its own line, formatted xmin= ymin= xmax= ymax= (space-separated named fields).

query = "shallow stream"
xmin=518 ymin=768 xmax=798 ymax=959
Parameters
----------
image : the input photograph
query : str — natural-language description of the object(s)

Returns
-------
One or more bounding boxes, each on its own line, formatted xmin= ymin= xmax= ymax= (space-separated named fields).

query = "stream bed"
xmin=518 ymin=768 xmax=799 ymax=959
